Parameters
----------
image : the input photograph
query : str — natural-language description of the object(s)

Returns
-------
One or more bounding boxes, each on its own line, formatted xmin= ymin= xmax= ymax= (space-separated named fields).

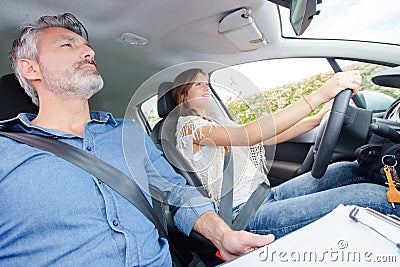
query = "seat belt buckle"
xmin=215 ymin=251 xmax=225 ymax=261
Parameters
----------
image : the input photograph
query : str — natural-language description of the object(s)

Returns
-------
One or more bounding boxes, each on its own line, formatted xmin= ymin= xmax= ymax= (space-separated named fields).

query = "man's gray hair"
xmin=10 ymin=13 xmax=88 ymax=106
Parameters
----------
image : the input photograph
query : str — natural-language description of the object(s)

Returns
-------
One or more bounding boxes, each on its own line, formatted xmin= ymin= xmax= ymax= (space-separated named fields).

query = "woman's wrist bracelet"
xmin=303 ymin=97 xmax=314 ymax=112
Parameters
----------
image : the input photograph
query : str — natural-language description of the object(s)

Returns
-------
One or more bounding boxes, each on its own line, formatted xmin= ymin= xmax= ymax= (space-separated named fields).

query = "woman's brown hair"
xmin=171 ymin=68 xmax=208 ymax=117
xmin=172 ymin=68 xmax=228 ymax=154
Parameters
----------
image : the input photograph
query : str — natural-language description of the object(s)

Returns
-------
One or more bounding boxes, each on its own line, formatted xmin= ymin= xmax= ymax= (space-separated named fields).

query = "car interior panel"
xmin=1 ymin=0 xmax=400 ymax=266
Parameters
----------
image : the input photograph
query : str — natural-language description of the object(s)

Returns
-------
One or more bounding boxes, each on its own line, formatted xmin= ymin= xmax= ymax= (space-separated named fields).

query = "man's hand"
xmin=193 ymin=211 xmax=275 ymax=261
xmin=218 ymin=230 xmax=275 ymax=261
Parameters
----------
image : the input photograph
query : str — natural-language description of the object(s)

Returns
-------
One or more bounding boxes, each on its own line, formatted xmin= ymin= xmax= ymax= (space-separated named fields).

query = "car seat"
xmin=0 ymin=73 xmax=38 ymax=120
xmin=151 ymin=82 xmax=224 ymax=266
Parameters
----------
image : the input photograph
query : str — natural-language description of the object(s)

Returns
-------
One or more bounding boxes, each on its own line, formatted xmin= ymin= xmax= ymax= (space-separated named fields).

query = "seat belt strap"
xmin=220 ymin=147 xmax=271 ymax=231
xmin=0 ymin=130 xmax=168 ymax=239
xmin=231 ymin=182 xmax=271 ymax=231
xmin=219 ymin=147 xmax=234 ymax=226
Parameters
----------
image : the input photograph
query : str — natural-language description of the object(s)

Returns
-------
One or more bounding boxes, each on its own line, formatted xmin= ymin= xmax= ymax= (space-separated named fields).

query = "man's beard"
xmin=39 ymin=59 xmax=104 ymax=100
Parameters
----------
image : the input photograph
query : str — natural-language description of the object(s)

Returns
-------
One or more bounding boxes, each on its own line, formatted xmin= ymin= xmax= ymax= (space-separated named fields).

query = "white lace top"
xmin=176 ymin=115 xmax=269 ymax=207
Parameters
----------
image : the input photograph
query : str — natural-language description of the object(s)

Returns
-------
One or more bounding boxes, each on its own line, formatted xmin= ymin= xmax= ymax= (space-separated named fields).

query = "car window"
xmin=336 ymin=60 xmax=397 ymax=114
xmin=210 ymin=58 xmax=397 ymax=125
xmin=141 ymin=95 xmax=160 ymax=129
xmin=211 ymin=58 xmax=334 ymax=124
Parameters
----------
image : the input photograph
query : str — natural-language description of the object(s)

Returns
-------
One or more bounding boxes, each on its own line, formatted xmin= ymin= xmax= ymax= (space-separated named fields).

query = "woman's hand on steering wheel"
xmin=312 ymin=70 xmax=362 ymax=105
xmin=310 ymin=70 xmax=362 ymax=179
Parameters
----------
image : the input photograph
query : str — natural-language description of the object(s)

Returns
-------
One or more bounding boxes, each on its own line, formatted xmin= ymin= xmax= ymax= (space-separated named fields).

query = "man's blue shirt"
xmin=0 ymin=112 xmax=216 ymax=266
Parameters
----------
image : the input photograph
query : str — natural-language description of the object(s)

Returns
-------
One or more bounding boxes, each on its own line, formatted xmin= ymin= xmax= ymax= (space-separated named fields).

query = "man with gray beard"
xmin=0 ymin=13 xmax=273 ymax=266
xmin=38 ymin=57 xmax=103 ymax=100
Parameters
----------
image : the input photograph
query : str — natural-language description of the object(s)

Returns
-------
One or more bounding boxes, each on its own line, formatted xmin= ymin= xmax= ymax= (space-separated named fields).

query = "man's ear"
xmin=17 ymin=59 xmax=41 ymax=81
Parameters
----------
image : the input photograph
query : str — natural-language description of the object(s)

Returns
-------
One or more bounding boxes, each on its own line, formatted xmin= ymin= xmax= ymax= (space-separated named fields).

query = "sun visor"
xmin=218 ymin=8 xmax=268 ymax=51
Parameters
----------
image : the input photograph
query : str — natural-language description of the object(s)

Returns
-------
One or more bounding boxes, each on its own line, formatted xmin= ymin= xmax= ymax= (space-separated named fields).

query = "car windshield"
xmin=280 ymin=0 xmax=400 ymax=45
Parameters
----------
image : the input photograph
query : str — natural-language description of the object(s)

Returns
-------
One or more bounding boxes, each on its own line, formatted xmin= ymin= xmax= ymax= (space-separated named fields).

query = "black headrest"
xmin=157 ymin=82 xmax=175 ymax=118
xmin=0 ymin=73 xmax=38 ymax=120
xmin=372 ymin=66 xmax=400 ymax=89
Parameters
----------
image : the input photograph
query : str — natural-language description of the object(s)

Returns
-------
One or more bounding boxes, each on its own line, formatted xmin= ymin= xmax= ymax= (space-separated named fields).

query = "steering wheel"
xmin=311 ymin=89 xmax=353 ymax=178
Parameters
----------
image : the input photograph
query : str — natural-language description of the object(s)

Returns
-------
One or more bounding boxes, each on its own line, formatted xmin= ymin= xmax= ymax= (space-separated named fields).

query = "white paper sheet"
xmin=221 ymin=205 xmax=400 ymax=266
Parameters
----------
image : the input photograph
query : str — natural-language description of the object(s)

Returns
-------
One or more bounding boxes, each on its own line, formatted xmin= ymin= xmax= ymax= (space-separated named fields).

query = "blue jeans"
xmin=240 ymin=161 xmax=399 ymax=239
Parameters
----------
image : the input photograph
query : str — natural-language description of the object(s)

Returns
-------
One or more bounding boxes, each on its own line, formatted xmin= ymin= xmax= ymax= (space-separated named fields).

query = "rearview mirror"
xmin=290 ymin=0 xmax=320 ymax=35
xmin=268 ymin=0 xmax=321 ymax=36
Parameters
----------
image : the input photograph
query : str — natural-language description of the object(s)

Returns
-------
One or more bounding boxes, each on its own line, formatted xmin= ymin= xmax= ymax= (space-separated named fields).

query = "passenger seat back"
xmin=0 ymin=73 xmax=38 ymax=120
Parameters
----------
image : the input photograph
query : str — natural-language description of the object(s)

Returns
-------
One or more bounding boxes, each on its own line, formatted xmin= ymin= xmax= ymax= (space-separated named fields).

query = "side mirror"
xmin=357 ymin=91 xmax=394 ymax=114
xmin=372 ymin=66 xmax=400 ymax=89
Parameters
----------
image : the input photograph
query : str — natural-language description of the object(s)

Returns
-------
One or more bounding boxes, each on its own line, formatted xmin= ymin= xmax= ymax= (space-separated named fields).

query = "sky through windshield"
xmin=281 ymin=0 xmax=400 ymax=45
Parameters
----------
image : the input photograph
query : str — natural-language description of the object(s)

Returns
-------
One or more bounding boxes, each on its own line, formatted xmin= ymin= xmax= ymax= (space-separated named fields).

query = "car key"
xmin=382 ymin=155 xmax=400 ymax=208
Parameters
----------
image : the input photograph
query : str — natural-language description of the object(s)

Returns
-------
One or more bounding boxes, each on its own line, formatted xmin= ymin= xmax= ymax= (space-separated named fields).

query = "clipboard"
xmin=365 ymin=207 xmax=400 ymax=227
xmin=349 ymin=207 xmax=400 ymax=249
xmin=220 ymin=205 xmax=400 ymax=266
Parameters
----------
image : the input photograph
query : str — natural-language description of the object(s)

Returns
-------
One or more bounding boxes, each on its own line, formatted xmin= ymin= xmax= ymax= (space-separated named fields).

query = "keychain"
xmin=391 ymin=166 xmax=400 ymax=189
xmin=382 ymin=155 xmax=400 ymax=208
